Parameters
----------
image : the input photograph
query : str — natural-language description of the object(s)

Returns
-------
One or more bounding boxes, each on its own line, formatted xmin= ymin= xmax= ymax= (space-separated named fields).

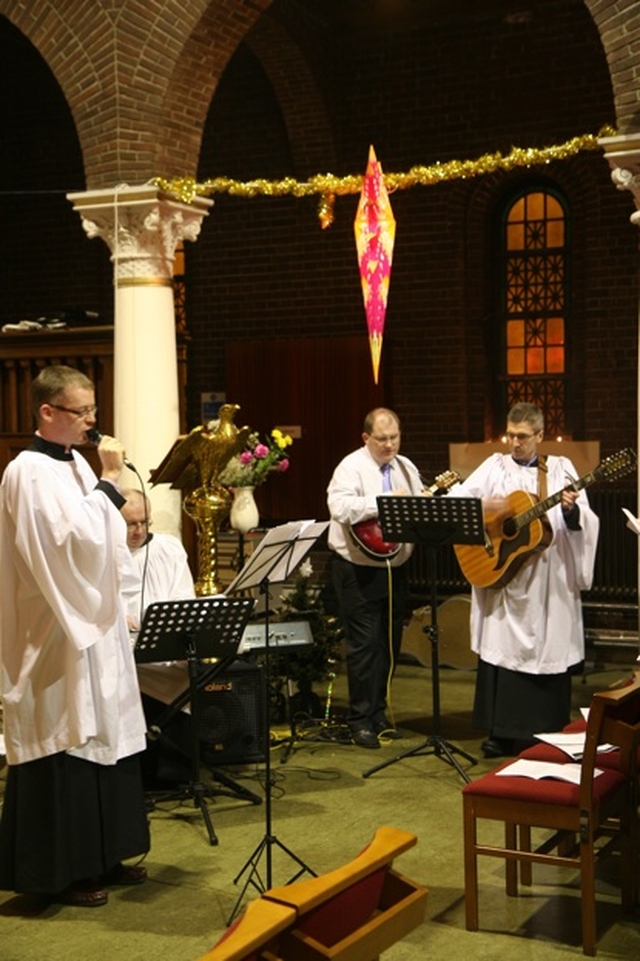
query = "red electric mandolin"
xmin=350 ymin=469 xmax=461 ymax=561
xmin=454 ymin=447 xmax=637 ymax=589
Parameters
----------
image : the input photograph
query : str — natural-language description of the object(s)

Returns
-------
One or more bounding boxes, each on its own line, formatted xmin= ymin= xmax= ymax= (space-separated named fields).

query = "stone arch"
xmin=4 ymin=1 xmax=640 ymax=186
xmin=156 ymin=0 xmax=275 ymax=180
xmin=584 ymin=0 xmax=640 ymax=132
xmin=0 ymin=0 xmax=273 ymax=187
xmin=243 ymin=12 xmax=337 ymax=176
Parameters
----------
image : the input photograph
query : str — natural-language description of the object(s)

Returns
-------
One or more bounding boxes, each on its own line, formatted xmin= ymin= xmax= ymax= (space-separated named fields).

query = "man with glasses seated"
xmin=121 ymin=488 xmax=196 ymax=786
xmin=452 ymin=402 xmax=599 ymax=758
xmin=327 ymin=407 xmax=425 ymax=748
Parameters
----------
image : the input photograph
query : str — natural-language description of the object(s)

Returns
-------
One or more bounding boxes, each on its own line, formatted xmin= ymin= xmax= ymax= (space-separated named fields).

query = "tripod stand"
xmin=362 ymin=494 xmax=485 ymax=784
xmin=135 ymin=594 xmax=255 ymax=845
xmin=225 ymin=520 xmax=328 ymax=924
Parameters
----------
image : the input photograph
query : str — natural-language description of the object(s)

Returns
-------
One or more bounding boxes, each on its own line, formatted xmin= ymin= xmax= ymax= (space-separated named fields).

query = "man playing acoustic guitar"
xmin=452 ymin=402 xmax=600 ymax=758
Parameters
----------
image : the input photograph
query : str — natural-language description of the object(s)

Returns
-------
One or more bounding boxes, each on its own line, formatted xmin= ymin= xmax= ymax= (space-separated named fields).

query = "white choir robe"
xmin=451 ymin=453 xmax=600 ymax=674
xmin=0 ymin=450 xmax=147 ymax=766
xmin=126 ymin=532 xmax=197 ymax=707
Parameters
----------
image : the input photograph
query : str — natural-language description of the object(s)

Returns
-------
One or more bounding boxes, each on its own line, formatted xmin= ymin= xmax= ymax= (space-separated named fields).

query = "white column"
xmin=67 ymin=185 xmax=212 ymax=536
xmin=600 ymin=133 xmax=640 ymax=634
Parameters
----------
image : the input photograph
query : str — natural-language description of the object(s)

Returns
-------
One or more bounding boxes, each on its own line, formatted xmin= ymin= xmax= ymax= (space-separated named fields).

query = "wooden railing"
xmin=0 ymin=325 xmax=188 ymax=473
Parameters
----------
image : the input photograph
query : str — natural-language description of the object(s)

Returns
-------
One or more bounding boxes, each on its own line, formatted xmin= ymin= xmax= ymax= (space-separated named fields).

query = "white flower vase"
xmin=230 ymin=486 xmax=260 ymax=534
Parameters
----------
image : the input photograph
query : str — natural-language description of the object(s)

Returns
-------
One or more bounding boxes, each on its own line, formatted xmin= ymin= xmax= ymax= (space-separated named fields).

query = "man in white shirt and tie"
xmin=327 ymin=408 xmax=424 ymax=748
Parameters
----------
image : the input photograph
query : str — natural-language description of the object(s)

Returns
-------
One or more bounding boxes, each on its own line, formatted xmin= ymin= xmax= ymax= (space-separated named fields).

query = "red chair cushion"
xmin=293 ymin=867 xmax=388 ymax=947
xmin=462 ymin=758 xmax=625 ymax=807
xmin=520 ymin=740 xmax=631 ymax=773
xmin=563 ymin=718 xmax=587 ymax=732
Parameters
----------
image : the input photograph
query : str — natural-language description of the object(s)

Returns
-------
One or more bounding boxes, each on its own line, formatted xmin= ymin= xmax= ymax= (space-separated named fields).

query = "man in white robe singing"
xmin=0 ymin=365 xmax=150 ymax=906
xmin=451 ymin=402 xmax=600 ymax=758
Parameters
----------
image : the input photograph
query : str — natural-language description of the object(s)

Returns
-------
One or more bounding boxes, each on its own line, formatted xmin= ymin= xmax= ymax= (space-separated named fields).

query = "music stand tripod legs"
xmin=227 ymin=579 xmax=316 ymax=926
xmin=149 ymin=648 xmax=220 ymax=844
xmin=135 ymin=595 xmax=256 ymax=845
xmin=362 ymin=494 xmax=484 ymax=783
xmin=146 ymin=654 xmax=262 ymax=843
xmin=225 ymin=521 xmax=328 ymax=925
xmin=363 ymin=551 xmax=476 ymax=782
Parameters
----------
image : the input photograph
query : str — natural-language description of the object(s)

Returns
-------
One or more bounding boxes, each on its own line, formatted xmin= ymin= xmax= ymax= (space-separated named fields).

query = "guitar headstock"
xmin=595 ymin=447 xmax=637 ymax=482
xmin=431 ymin=469 xmax=462 ymax=493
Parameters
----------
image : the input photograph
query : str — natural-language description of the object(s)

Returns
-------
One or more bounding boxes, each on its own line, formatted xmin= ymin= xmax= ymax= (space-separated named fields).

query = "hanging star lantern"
xmin=353 ymin=146 xmax=396 ymax=384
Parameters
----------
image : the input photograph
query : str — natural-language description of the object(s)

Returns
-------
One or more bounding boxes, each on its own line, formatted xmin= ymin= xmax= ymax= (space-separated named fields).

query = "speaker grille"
xmin=197 ymin=660 xmax=266 ymax=766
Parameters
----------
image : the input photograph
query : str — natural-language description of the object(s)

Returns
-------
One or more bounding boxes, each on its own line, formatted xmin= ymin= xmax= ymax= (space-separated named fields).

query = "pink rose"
xmin=254 ymin=444 xmax=269 ymax=459
xmin=278 ymin=458 xmax=290 ymax=472
xmin=239 ymin=451 xmax=254 ymax=465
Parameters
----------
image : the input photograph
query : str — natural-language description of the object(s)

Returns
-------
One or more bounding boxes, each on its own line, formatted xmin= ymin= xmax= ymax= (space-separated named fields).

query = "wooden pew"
xmin=200 ymin=826 xmax=427 ymax=961
xmin=199 ymin=897 xmax=296 ymax=961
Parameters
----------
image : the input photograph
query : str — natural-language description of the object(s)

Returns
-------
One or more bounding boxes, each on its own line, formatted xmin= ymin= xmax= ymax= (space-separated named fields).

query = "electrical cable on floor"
xmin=383 ymin=558 xmax=397 ymax=730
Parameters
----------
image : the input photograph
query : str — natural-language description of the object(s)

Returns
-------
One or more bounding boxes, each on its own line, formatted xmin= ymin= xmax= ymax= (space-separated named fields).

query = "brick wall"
xmin=0 ymin=0 xmax=637 ymax=500
xmin=187 ymin=0 xmax=639 ymax=477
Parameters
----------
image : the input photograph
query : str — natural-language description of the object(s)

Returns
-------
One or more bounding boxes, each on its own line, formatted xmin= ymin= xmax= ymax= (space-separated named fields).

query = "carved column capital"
xmin=67 ymin=185 xmax=213 ymax=285
xmin=600 ymin=133 xmax=640 ymax=226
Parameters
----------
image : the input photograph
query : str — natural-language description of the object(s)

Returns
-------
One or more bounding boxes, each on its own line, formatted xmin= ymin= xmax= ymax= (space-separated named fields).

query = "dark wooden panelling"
xmin=225 ymin=335 xmax=390 ymax=523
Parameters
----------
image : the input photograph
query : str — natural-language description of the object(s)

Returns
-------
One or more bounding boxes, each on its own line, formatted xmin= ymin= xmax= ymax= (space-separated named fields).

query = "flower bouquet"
xmin=217 ymin=428 xmax=293 ymax=488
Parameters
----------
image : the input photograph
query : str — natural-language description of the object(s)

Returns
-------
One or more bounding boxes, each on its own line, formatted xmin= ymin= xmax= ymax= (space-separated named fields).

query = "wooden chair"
xmin=515 ymin=672 xmax=640 ymax=894
xmin=462 ymin=673 xmax=640 ymax=956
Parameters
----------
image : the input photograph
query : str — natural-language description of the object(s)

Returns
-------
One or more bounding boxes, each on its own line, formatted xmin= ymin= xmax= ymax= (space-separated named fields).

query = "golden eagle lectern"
xmin=151 ymin=403 xmax=251 ymax=595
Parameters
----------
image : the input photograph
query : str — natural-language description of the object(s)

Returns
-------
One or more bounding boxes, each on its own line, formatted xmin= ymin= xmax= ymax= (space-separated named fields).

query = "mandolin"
xmin=453 ymin=447 xmax=637 ymax=589
xmin=350 ymin=469 xmax=461 ymax=561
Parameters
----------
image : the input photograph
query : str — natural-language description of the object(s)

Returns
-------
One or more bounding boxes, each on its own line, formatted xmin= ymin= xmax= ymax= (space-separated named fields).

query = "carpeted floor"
xmin=2 ymin=659 xmax=640 ymax=960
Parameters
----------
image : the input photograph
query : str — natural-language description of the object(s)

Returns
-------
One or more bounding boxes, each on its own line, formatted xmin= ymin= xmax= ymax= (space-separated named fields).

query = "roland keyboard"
xmin=237 ymin=620 xmax=314 ymax=654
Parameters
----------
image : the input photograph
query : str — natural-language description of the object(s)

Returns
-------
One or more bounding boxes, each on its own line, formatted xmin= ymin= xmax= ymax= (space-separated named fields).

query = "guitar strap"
xmin=395 ymin=455 xmax=414 ymax=492
xmin=537 ymin=453 xmax=548 ymax=500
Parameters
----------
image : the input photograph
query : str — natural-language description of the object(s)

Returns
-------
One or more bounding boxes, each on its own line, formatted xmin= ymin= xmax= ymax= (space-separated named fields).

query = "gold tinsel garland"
xmin=153 ymin=126 xmax=616 ymax=229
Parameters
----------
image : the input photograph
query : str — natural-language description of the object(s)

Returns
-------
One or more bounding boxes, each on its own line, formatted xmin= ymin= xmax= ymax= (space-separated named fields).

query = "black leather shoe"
xmin=481 ymin=737 xmax=513 ymax=759
xmin=373 ymin=717 xmax=403 ymax=740
xmin=351 ymin=726 xmax=381 ymax=749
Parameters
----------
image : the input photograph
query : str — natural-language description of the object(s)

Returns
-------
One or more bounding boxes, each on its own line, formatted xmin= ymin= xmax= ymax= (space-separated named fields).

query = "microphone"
xmin=86 ymin=427 xmax=137 ymax=473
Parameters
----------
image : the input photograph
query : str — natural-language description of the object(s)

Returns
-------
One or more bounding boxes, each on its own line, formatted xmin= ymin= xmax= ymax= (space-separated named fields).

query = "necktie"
xmin=381 ymin=463 xmax=392 ymax=492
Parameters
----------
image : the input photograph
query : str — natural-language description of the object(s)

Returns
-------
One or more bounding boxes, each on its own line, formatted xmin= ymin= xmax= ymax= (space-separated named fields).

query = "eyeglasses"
xmin=370 ymin=433 xmax=400 ymax=444
xmin=505 ymin=431 xmax=538 ymax=442
xmin=50 ymin=404 xmax=98 ymax=418
xmin=126 ymin=520 xmax=150 ymax=530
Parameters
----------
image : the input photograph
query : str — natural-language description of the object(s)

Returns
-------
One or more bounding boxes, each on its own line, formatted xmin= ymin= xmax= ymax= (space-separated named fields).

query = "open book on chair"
xmin=532 ymin=730 xmax=616 ymax=760
xmin=495 ymin=758 xmax=605 ymax=784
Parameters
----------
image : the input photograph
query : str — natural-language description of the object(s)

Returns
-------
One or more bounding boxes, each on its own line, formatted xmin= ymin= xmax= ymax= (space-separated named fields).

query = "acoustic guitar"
xmin=453 ymin=447 xmax=637 ymax=589
xmin=350 ymin=469 xmax=461 ymax=562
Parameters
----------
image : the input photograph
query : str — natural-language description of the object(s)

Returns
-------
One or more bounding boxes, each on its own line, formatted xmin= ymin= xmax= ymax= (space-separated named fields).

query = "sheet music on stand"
xmin=226 ymin=520 xmax=329 ymax=595
xmin=378 ymin=495 xmax=485 ymax=547
xmin=134 ymin=595 xmax=255 ymax=664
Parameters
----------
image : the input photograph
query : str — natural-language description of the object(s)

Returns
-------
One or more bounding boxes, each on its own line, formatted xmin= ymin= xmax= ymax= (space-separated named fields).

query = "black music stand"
xmin=135 ymin=595 xmax=255 ymax=845
xmin=362 ymin=495 xmax=485 ymax=783
xmin=225 ymin=519 xmax=328 ymax=924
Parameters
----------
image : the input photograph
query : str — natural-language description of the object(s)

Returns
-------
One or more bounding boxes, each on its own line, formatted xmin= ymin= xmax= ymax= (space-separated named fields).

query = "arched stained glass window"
xmin=501 ymin=187 xmax=568 ymax=436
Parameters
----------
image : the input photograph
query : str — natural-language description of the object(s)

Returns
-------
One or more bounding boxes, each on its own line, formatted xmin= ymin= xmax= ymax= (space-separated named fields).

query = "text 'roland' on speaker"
xmin=198 ymin=660 xmax=266 ymax=767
